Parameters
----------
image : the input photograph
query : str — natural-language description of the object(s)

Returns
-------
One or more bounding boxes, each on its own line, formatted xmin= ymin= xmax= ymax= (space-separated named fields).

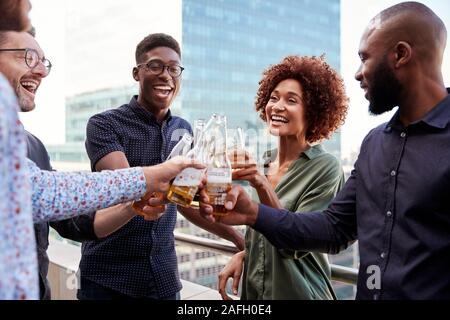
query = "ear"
xmin=394 ymin=41 xmax=412 ymax=68
xmin=132 ymin=67 xmax=139 ymax=81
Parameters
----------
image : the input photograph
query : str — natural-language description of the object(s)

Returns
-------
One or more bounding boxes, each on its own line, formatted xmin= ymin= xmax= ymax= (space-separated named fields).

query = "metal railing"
xmin=174 ymin=232 xmax=358 ymax=286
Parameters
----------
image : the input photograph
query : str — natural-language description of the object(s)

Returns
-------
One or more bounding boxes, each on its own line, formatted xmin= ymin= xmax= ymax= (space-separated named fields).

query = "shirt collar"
xmin=263 ymin=144 xmax=325 ymax=165
xmin=385 ymin=88 xmax=450 ymax=132
xmin=302 ymin=144 xmax=326 ymax=160
xmin=128 ymin=95 xmax=172 ymax=125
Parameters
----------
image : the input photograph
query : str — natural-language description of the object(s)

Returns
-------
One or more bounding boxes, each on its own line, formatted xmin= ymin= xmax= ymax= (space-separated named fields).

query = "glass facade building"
xmin=46 ymin=0 xmax=357 ymax=299
xmin=181 ymin=0 xmax=341 ymax=158
xmin=46 ymin=85 xmax=140 ymax=163
xmin=181 ymin=0 xmax=356 ymax=299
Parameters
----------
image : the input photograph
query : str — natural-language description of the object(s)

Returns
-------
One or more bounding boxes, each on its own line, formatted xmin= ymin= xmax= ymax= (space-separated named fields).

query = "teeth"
xmin=21 ymin=81 xmax=37 ymax=89
xmin=154 ymin=86 xmax=172 ymax=91
xmin=21 ymin=81 xmax=38 ymax=93
xmin=271 ymin=115 xmax=289 ymax=123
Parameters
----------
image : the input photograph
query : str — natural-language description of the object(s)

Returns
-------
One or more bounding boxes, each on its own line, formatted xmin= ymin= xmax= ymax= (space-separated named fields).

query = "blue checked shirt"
xmin=83 ymin=96 xmax=192 ymax=298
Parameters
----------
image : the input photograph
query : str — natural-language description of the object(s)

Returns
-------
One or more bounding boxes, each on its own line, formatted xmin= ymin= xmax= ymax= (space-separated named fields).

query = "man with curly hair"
xmin=199 ymin=2 xmax=450 ymax=299
xmin=217 ymin=55 xmax=348 ymax=300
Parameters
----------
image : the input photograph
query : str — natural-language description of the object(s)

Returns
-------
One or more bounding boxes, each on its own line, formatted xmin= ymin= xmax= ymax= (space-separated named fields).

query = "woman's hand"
xmin=218 ymin=250 xmax=246 ymax=300
xmin=230 ymin=150 xmax=268 ymax=189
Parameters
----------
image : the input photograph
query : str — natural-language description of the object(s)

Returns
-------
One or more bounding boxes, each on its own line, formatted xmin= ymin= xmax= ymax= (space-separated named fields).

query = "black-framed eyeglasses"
xmin=137 ymin=60 xmax=184 ymax=78
xmin=0 ymin=48 xmax=52 ymax=74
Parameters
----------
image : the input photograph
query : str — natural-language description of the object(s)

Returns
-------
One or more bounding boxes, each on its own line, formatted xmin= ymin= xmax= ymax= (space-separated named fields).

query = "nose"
xmin=32 ymin=61 xmax=49 ymax=77
xmin=272 ymin=101 xmax=286 ymax=111
xmin=355 ymin=64 xmax=363 ymax=82
xmin=158 ymin=66 xmax=172 ymax=80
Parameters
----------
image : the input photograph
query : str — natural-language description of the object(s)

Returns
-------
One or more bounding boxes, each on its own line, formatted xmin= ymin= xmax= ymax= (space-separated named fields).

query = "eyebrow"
xmin=146 ymin=58 xmax=181 ymax=64
xmin=272 ymin=89 xmax=302 ymax=99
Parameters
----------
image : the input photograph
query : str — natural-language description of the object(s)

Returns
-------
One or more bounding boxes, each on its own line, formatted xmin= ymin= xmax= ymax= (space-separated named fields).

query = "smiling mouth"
xmin=153 ymin=85 xmax=173 ymax=97
xmin=270 ymin=115 xmax=289 ymax=124
xmin=20 ymin=80 xmax=39 ymax=94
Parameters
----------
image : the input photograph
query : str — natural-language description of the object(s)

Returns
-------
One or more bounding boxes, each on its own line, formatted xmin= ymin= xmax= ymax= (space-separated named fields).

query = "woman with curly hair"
xmin=218 ymin=55 xmax=349 ymax=300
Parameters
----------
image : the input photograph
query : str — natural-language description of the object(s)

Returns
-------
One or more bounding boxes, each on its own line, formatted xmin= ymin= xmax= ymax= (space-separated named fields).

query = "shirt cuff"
xmin=129 ymin=167 xmax=147 ymax=199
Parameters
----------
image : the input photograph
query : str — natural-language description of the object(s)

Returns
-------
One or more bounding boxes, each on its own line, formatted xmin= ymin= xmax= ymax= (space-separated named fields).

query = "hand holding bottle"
xmin=131 ymin=192 xmax=167 ymax=221
xmin=167 ymin=127 xmax=207 ymax=208
xmin=230 ymin=150 xmax=267 ymax=189
xmin=133 ymin=156 xmax=205 ymax=218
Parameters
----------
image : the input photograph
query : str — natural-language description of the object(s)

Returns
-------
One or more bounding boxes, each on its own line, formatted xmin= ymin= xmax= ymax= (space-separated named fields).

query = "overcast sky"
xmin=21 ymin=0 xmax=450 ymax=160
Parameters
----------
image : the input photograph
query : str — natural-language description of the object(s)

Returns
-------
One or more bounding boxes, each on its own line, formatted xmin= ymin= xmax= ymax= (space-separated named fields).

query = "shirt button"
xmin=400 ymin=132 xmax=406 ymax=138
xmin=380 ymin=252 xmax=386 ymax=259
xmin=390 ymin=170 xmax=396 ymax=176
xmin=386 ymin=211 xmax=392 ymax=217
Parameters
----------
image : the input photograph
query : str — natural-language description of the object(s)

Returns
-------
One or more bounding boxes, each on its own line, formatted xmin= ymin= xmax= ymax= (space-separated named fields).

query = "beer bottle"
xmin=167 ymin=126 xmax=206 ymax=207
xmin=206 ymin=115 xmax=232 ymax=216
xmin=132 ymin=132 xmax=193 ymax=216
xmin=190 ymin=119 xmax=206 ymax=209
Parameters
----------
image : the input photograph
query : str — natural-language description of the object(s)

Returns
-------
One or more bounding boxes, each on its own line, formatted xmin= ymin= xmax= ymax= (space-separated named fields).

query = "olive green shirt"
xmin=241 ymin=144 xmax=345 ymax=300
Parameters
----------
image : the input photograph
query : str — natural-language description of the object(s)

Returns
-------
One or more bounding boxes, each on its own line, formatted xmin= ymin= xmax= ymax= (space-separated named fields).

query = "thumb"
xmin=224 ymin=186 xmax=240 ymax=210
xmin=232 ymin=273 xmax=241 ymax=295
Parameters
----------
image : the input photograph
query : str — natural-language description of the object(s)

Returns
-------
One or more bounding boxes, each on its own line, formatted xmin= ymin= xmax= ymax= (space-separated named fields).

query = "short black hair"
xmin=135 ymin=33 xmax=181 ymax=64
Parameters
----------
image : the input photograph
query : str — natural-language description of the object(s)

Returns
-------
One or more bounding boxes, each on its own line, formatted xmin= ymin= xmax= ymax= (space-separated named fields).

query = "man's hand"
xmin=199 ymin=185 xmax=259 ymax=226
xmin=142 ymin=156 xmax=205 ymax=194
xmin=132 ymin=193 xmax=168 ymax=221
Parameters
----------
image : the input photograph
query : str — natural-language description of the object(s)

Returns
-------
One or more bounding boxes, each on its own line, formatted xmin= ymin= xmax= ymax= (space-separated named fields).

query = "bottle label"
xmin=173 ymin=168 xmax=204 ymax=186
xmin=207 ymin=168 xmax=232 ymax=184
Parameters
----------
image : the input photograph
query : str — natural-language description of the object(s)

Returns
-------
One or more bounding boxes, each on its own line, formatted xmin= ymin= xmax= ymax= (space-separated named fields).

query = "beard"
xmin=367 ymin=56 xmax=403 ymax=115
xmin=14 ymin=81 xmax=35 ymax=112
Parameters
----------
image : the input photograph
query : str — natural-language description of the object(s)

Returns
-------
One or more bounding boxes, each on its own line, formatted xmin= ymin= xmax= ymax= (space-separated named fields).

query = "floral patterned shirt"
xmin=0 ymin=73 xmax=148 ymax=300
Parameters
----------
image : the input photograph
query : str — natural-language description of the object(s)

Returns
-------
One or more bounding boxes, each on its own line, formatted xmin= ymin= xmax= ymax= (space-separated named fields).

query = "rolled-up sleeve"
xmin=85 ymin=114 xmax=124 ymax=171
xmin=50 ymin=212 xmax=98 ymax=242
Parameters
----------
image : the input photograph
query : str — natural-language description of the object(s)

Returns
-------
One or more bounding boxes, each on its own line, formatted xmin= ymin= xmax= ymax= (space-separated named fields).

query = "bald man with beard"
xmin=198 ymin=2 xmax=450 ymax=299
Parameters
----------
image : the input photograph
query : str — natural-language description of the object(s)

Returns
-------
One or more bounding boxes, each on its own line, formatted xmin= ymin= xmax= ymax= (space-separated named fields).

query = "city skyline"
xmin=181 ymin=0 xmax=341 ymax=160
xmin=20 ymin=0 xmax=450 ymax=160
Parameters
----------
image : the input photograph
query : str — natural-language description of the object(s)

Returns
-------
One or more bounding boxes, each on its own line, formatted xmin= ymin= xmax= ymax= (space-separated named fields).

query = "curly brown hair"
xmin=255 ymin=55 xmax=348 ymax=143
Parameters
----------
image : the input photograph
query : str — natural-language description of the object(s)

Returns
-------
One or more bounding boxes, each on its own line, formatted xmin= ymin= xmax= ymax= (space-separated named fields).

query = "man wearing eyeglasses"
xmin=0 ymin=29 xmax=170 ymax=300
xmin=0 ymin=32 xmax=50 ymax=112
xmin=81 ymin=33 xmax=244 ymax=300
xmin=0 ymin=30 xmax=58 ymax=300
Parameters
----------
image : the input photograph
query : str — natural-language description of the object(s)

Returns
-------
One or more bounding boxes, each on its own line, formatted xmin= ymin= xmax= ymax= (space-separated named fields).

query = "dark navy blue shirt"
xmin=254 ymin=90 xmax=450 ymax=300
xmin=26 ymin=131 xmax=97 ymax=300
xmin=83 ymin=96 xmax=191 ymax=298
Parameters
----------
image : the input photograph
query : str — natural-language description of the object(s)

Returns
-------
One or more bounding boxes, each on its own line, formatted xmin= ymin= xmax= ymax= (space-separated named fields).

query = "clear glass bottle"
xmin=167 ymin=128 xmax=206 ymax=207
xmin=189 ymin=119 xmax=206 ymax=209
xmin=206 ymin=115 xmax=232 ymax=215
xmin=133 ymin=132 xmax=193 ymax=215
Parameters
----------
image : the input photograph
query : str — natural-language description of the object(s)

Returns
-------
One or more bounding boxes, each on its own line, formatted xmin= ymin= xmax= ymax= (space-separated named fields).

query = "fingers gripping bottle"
xmin=132 ymin=132 xmax=193 ymax=214
xmin=206 ymin=115 xmax=232 ymax=216
xmin=167 ymin=127 xmax=206 ymax=207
